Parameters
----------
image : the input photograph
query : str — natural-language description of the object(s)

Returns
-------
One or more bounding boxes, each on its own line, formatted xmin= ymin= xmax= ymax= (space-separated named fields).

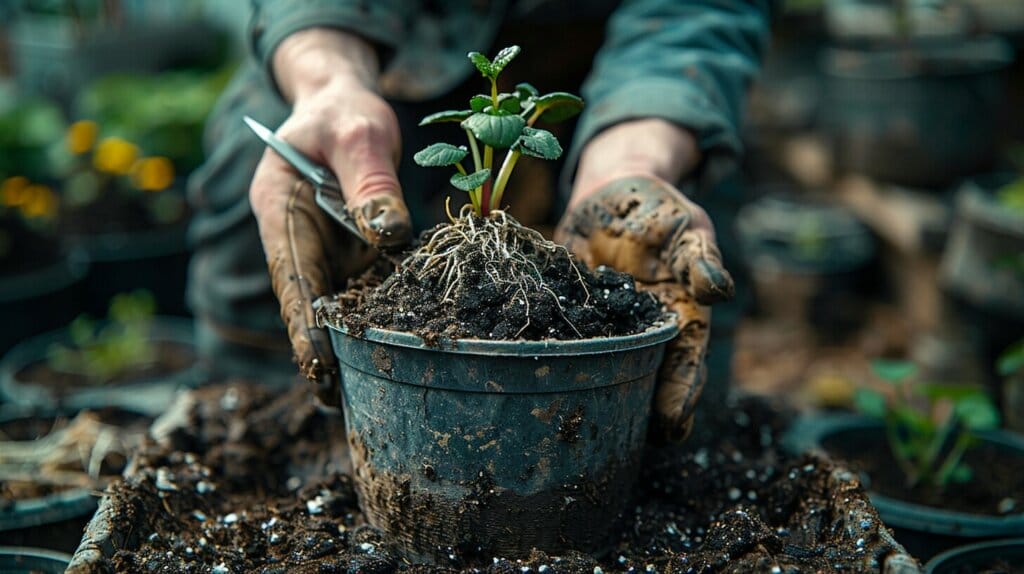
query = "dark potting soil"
xmin=14 ymin=341 xmax=194 ymax=395
xmin=826 ymin=436 xmax=1024 ymax=516
xmin=326 ymin=215 xmax=664 ymax=343
xmin=76 ymin=386 xmax=912 ymax=573
xmin=0 ymin=214 xmax=61 ymax=276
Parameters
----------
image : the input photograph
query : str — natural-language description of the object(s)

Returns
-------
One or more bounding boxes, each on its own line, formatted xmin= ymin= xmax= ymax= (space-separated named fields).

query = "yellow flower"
xmin=131 ymin=157 xmax=175 ymax=192
xmin=66 ymin=120 xmax=99 ymax=155
xmin=2 ymin=176 xmax=30 ymax=206
xmin=93 ymin=137 xmax=139 ymax=175
xmin=19 ymin=184 xmax=58 ymax=219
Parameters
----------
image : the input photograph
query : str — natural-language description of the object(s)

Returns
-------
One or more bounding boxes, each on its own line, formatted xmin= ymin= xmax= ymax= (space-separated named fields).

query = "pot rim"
xmin=925 ymin=537 xmax=1024 ymax=573
xmin=327 ymin=313 xmax=679 ymax=357
xmin=0 ymin=545 xmax=73 ymax=565
xmin=785 ymin=414 xmax=1024 ymax=536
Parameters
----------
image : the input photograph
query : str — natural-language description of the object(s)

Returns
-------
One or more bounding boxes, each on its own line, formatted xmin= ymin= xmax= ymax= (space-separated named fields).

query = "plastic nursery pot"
xmin=327 ymin=318 xmax=678 ymax=563
xmin=925 ymin=537 xmax=1024 ymax=574
xmin=70 ymin=222 xmax=192 ymax=317
xmin=822 ymin=36 xmax=1013 ymax=189
xmin=0 ymin=251 xmax=88 ymax=357
xmin=736 ymin=192 xmax=876 ymax=342
xmin=0 ymin=317 xmax=197 ymax=416
xmin=0 ymin=546 xmax=73 ymax=573
xmin=785 ymin=414 xmax=1024 ymax=561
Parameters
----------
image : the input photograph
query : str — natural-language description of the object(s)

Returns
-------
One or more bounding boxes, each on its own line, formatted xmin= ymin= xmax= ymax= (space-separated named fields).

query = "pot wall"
xmin=330 ymin=323 xmax=676 ymax=563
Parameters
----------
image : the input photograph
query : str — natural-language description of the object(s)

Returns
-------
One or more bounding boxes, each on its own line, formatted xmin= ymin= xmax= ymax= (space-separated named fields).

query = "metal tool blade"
xmin=243 ymin=116 xmax=367 ymax=243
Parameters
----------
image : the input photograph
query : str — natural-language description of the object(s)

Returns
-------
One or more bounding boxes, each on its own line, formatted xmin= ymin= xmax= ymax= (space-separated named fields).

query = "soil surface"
xmin=327 ymin=215 xmax=664 ymax=343
xmin=15 ymin=340 xmax=195 ymax=394
xmin=825 ymin=433 xmax=1024 ymax=516
xmin=73 ymin=386 xmax=914 ymax=573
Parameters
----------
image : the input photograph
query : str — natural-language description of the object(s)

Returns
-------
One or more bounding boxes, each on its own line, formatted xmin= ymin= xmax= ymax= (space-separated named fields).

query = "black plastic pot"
xmin=326 ymin=318 xmax=678 ymax=563
xmin=736 ymin=192 xmax=877 ymax=341
xmin=0 ymin=546 xmax=72 ymax=573
xmin=925 ymin=538 xmax=1024 ymax=573
xmin=822 ymin=36 xmax=1013 ymax=188
xmin=0 ymin=251 xmax=87 ymax=357
xmin=785 ymin=414 xmax=1024 ymax=560
xmin=0 ymin=317 xmax=197 ymax=415
xmin=70 ymin=223 xmax=192 ymax=317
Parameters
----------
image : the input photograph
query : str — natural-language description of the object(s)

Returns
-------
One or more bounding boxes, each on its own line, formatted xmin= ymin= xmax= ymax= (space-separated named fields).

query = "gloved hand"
xmin=249 ymin=29 xmax=412 ymax=405
xmin=556 ymin=174 xmax=734 ymax=443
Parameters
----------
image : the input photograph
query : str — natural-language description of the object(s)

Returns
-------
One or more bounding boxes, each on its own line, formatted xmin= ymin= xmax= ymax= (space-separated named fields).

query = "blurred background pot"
xmin=0 ymin=316 xmax=196 ymax=415
xmin=925 ymin=538 xmax=1024 ymax=574
xmin=736 ymin=192 xmax=877 ymax=342
xmin=0 ymin=249 xmax=87 ymax=357
xmin=787 ymin=414 xmax=1024 ymax=560
xmin=0 ymin=406 xmax=151 ymax=553
xmin=0 ymin=547 xmax=72 ymax=574
xmin=822 ymin=35 xmax=1013 ymax=188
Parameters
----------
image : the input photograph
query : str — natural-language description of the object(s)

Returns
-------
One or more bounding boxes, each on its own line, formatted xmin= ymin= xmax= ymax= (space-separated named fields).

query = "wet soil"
xmin=825 ymin=433 xmax=1024 ymax=516
xmin=75 ymin=387 xmax=913 ymax=573
xmin=14 ymin=341 xmax=195 ymax=393
xmin=327 ymin=216 xmax=664 ymax=342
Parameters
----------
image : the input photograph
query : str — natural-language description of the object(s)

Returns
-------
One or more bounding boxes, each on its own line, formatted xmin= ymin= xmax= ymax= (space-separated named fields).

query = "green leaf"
xmin=516 ymin=127 xmax=562 ymax=160
xmin=461 ymin=113 xmax=526 ymax=148
xmin=470 ymin=95 xmax=491 ymax=113
xmin=489 ymin=45 xmax=521 ymax=77
xmin=468 ymin=51 xmax=492 ymax=78
xmin=854 ymin=388 xmax=888 ymax=419
xmin=450 ymin=169 xmax=491 ymax=192
xmin=531 ymin=92 xmax=584 ymax=123
xmin=998 ymin=339 xmax=1024 ymax=377
xmin=419 ymin=109 xmax=473 ymax=126
xmin=413 ymin=143 xmax=468 ymax=167
xmin=891 ymin=405 xmax=933 ymax=435
xmin=515 ymin=82 xmax=539 ymax=101
xmin=918 ymin=383 xmax=987 ymax=402
xmin=496 ymin=93 xmax=521 ymax=114
xmin=949 ymin=464 xmax=973 ymax=483
xmin=954 ymin=394 xmax=1000 ymax=430
xmin=871 ymin=359 xmax=918 ymax=383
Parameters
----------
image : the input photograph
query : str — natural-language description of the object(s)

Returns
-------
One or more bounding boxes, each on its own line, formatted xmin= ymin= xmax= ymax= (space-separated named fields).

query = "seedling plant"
xmin=398 ymin=46 xmax=592 ymax=333
xmin=854 ymin=360 xmax=1000 ymax=490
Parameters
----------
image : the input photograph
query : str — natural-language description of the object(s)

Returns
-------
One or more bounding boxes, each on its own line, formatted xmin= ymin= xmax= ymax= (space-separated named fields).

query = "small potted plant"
xmin=787 ymin=359 xmax=1024 ymax=560
xmin=999 ymin=338 xmax=1024 ymax=432
xmin=53 ymin=119 xmax=191 ymax=315
xmin=318 ymin=46 xmax=685 ymax=562
xmin=0 ymin=290 xmax=196 ymax=415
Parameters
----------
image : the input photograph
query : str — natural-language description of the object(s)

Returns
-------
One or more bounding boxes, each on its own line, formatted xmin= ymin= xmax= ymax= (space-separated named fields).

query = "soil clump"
xmin=326 ymin=213 xmax=664 ymax=343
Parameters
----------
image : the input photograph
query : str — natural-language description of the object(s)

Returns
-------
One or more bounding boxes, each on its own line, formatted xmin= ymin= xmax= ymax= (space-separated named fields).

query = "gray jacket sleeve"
xmin=568 ymin=0 xmax=774 ymax=189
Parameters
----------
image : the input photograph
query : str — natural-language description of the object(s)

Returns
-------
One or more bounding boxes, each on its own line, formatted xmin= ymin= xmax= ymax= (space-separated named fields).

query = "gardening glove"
xmin=250 ymin=30 xmax=412 ymax=406
xmin=555 ymin=175 xmax=734 ymax=443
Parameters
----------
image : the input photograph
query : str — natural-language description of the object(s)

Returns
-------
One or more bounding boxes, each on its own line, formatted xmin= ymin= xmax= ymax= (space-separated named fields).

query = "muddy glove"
xmin=556 ymin=175 xmax=734 ymax=443
xmin=250 ymin=29 xmax=412 ymax=405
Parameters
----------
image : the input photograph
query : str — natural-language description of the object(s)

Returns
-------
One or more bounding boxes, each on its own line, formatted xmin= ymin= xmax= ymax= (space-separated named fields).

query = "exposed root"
xmin=403 ymin=206 xmax=590 ymax=337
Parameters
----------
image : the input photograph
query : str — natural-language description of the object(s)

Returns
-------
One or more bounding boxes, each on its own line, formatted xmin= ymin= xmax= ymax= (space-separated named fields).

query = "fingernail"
xmin=692 ymin=258 xmax=735 ymax=304
xmin=358 ymin=198 xmax=412 ymax=249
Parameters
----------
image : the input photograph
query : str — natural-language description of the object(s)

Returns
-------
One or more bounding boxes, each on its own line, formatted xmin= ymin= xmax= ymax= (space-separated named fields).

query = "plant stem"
xmin=480 ymin=179 xmax=492 ymax=217
xmin=454 ymin=162 xmax=467 ymax=175
xmin=933 ymin=433 xmax=973 ymax=488
xmin=490 ymin=78 xmax=499 ymax=109
xmin=527 ymin=108 xmax=542 ymax=126
xmin=464 ymin=130 xmax=484 ymax=211
xmin=491 ymin=149 xmax=521 ymax=211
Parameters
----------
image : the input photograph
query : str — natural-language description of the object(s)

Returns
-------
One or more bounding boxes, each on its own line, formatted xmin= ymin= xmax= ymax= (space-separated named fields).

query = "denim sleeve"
xmin=568 ymin=0 xmax=774 ymax=189
xmin=248 ymin=0 xmax=417 ymax=88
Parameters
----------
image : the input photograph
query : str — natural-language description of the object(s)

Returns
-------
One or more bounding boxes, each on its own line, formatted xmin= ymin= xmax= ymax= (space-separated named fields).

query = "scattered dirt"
xmin=72 ymin=387 xmax=915 ymax=573
xmin=324 ymin=213 xmax=664 ymax=343
xmin=14 ymin=340 xmax=195 ymax=394
xmin=825 ymin=432 xmax=1024 ymax=516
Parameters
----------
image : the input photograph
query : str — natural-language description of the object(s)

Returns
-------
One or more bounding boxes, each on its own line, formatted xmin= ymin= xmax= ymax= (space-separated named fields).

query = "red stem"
xmin=480 ymin=179 xmax=492 ymax=217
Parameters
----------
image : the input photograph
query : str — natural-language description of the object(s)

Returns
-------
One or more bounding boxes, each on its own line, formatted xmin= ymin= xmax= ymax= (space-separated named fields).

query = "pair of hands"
xmin=249 ymin=30 xmax=734 ymax=442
